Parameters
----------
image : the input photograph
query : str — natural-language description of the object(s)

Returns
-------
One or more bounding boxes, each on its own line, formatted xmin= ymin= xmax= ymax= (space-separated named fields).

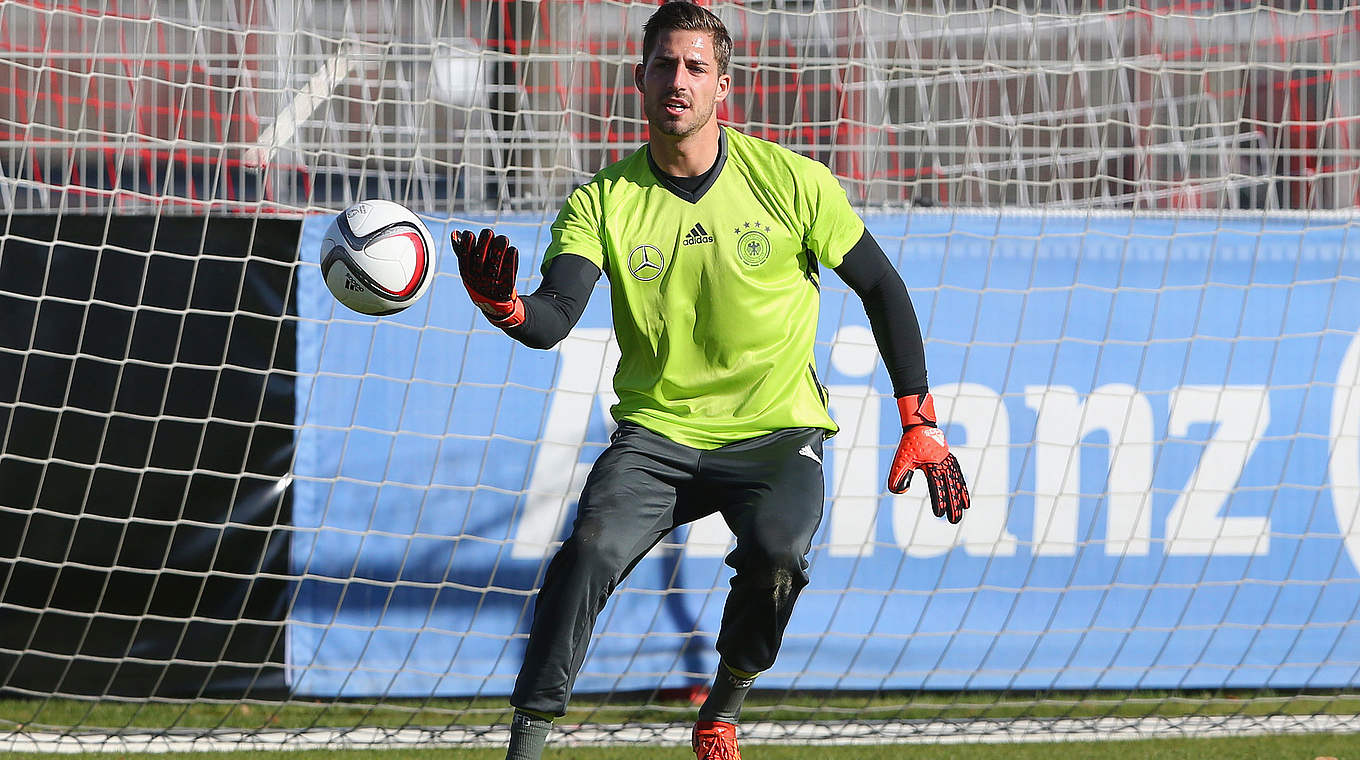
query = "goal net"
xmin=3 ymin=0 xmax=1360 ymax=751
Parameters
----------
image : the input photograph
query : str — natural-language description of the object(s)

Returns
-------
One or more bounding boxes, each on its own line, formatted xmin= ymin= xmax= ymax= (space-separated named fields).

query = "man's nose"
xmin=665 ymin=67 xmax=690 ymax=89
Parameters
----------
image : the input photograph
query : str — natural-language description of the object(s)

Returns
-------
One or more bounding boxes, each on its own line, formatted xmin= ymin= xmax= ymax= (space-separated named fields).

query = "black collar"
xmin=646 ymin=129 xmax=728 ymax=204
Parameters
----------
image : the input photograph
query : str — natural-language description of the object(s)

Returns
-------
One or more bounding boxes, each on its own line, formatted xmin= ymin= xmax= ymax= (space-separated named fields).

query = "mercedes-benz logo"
xmin=628 ymin=244 xmax=664 ymax=281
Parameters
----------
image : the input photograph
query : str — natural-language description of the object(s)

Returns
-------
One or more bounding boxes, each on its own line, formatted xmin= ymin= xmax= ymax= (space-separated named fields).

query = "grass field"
xmin=3 ymin=733 xmax=1360 ymax=759
xmin=4 ymin=694 xmax=1357 ymax=759
xmin=7 ymin=690 xmax=1360 ymax=730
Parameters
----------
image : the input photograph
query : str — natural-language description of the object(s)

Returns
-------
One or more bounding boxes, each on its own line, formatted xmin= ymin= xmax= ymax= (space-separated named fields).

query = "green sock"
xmin=506 ymin=709 xmax=553 ymax=760
xmin=697 ymin=662 xmax=758 ymax=724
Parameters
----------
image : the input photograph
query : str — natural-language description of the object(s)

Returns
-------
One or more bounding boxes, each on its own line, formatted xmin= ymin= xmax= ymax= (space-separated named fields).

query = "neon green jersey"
xmin=542 ymin=127 xmax=865 ymax=449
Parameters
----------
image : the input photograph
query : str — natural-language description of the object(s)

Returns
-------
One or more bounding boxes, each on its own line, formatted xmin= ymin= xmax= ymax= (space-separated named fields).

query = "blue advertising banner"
xmin=290 ymin=211 xmax=1360 ymax=697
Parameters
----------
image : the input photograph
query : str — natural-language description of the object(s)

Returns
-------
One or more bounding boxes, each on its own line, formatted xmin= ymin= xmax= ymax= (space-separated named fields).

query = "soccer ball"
xmin=321 ymin=200 xmax=436 ymax=316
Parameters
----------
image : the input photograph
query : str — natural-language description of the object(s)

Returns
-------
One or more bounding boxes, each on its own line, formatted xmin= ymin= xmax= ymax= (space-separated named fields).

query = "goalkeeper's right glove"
xmin=452 ymin=228 xmax=525 ymax=328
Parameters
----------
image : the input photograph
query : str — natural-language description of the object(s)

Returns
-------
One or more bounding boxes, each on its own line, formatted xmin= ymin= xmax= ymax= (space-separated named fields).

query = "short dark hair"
xmin=641 ymin=1 xmax=732 ymax=75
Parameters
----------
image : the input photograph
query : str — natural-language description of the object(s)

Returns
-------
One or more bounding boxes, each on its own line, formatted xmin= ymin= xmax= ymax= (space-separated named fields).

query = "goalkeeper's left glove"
xmin=887 ymin=392 xmax=970 ymax=524
xmin=452 ymin=227 xmax=525 ymax=328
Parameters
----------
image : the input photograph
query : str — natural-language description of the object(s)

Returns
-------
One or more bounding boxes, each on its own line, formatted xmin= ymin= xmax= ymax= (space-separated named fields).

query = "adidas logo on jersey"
xmin=683 ymin=222 xmax=714 ymax=246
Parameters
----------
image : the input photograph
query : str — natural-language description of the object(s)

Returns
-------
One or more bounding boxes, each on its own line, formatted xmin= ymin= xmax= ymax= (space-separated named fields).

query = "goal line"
xmin=6 ymin=713 xmax=1359 ymax=754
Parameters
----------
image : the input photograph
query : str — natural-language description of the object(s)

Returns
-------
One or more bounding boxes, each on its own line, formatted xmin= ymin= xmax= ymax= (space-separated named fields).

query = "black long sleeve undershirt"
xmin=501 ymin=254 xmax=601 ymax=349
xmin=500 ymin=230 xmax=929 ymax=400
xmin=832 ymin=229 xmax=929 ymax=398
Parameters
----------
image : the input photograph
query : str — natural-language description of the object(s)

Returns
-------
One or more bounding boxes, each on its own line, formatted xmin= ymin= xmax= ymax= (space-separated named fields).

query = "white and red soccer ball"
xmin=321 ymin=200 xmax=436 ymax=315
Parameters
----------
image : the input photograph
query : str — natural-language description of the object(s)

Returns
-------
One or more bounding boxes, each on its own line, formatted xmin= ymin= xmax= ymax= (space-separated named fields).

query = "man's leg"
xmin=508 ymin=423 xmax=699 ymax=758
xmin=505 ymin=710 xmax=553 ymax=760
xmin=711 ymin=427 xmax=825 ymax=678
xmin=696 ymin=660 xmax=758 ymax=725
xmin=692 ymin=427 xmax=825 ymax=754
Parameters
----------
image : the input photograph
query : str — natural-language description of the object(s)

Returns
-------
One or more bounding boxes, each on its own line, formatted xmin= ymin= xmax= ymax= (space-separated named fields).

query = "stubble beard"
xmin=648 ymin=96 xmax=714 ymax=139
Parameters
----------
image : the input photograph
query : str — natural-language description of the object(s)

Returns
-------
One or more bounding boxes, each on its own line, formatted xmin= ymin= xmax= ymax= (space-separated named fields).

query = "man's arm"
xmin=833 ymin=229 xmax=970 ymax=523
xmin=504 ymin=254 xmax=600 ymax=349
xmin=451 ymin=228 xmax=601 ymax=350
xmin=832 ymin=230 xmax=927 ymax=397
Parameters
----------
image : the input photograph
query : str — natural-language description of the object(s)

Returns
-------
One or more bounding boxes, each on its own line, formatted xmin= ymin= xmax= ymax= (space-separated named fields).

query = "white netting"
xmin=2 ymin=0 xmax=1360 ymax=752
xmin=1 ymin=0 xmax=1355 ymax=214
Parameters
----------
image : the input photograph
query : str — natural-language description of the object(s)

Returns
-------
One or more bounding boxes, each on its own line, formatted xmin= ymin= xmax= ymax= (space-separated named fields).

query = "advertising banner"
xmin=291 ymin=212 xmax=1360 ymax=696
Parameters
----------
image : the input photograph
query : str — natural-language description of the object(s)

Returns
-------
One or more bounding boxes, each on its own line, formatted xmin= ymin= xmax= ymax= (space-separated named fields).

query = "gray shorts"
xmin=511 ymin=422 xmax=827 ymax=716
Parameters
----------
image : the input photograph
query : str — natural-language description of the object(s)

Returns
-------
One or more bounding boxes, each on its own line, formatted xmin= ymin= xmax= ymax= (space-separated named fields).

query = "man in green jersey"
xmin=452 ymin=3 xmax=969 ymax=759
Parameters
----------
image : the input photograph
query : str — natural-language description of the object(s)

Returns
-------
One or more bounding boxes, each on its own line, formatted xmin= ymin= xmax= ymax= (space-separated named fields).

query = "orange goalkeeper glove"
xmin=887 ymin=392 xmax=970 ymax=524
xmin=452 ymin=228 xmax=525 ymax=328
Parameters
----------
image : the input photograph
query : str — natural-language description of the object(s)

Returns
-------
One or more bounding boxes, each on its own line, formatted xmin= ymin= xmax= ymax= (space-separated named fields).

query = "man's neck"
xmin=648 ymin=123 xmax=722 ymax=177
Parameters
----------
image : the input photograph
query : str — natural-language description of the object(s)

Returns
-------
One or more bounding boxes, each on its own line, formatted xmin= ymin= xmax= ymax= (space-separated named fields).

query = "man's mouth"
xmin=664 ymin=98 xmax=689 ymax=116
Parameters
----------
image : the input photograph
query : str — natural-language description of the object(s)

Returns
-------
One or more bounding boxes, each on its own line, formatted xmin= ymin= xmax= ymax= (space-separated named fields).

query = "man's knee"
xmin=729 ymin=541 xmax=810 ymax=592
xmin=559 ymin=519 xmax=636 ymax=581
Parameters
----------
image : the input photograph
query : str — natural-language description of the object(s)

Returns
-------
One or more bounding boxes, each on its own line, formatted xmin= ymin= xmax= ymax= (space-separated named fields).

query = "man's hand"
xmin=452 ymin=228 xmax=525 ymax=328
xmin=887 ymin=392 xmax=970 ymax=524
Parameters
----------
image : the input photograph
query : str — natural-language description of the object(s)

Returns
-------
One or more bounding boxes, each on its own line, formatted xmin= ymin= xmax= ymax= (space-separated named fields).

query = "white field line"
xmin=3 ymin=714 xmax=1359 ymax=753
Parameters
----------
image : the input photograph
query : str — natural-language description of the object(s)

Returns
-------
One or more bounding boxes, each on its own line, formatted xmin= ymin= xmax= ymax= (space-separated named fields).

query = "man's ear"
xmin=715 ymin=72 xmax=731 ymax=103
xmin=634 ymin=62 xmax=646 ymax=94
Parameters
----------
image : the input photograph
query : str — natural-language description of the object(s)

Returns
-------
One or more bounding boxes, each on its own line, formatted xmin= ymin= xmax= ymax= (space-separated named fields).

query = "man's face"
xmin=635 ymin=29 xmax=731 ymax=140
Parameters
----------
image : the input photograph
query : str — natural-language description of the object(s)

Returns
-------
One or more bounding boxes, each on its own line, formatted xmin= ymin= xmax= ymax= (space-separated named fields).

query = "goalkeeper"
xmin=451 ymin=3 xmax=969 ymax=759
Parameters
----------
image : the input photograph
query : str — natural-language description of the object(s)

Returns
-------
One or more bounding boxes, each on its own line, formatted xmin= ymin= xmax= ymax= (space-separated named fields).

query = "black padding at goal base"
xmin=0 ymin=214 xmax=300 ymax=699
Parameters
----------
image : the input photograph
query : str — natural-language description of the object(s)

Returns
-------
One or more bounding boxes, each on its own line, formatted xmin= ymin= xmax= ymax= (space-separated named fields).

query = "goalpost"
xmin=3 ymin=0 xmax=1360 ymax=751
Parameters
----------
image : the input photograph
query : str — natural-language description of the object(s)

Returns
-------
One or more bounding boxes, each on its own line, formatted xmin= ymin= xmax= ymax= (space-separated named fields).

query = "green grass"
xmin=7 ymin=691 xmax=1360 ymax=736
xmin=3 ymin=693 xmax=1357 ymax=758
xmin=3 ymin=733 xmax=1360 ymax=759
xmin=5 ymin=690 xmax=1360 ymax=731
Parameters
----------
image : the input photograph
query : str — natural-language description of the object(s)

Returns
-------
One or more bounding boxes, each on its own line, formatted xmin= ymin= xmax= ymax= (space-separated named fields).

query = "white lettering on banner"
xmin=825 ymin=326 xmax=880 ymax=556
xmin=825 ymin=330 xmax=1018 ymax=558
xmin=515 ymin=328 xmax=1291 ymax=561
xmin=1025 ymin=385 xmax=1153 ymax=556
xmin=1164 ymin=385 xmax=1271 ymax=556
xmin=828 ymin=381 xmax=1022 ymax=559
xmin=510 ymin=329 xmax=618 ymax=559
xmin=679 ymin=509 xmax=736 ymax=558
xmin=891 ymin=383 xmax=1018 ymax=558
xmin=510 ymin=328 xmax=731 ymax=559
xmin=826 ymin=383 xmax=879 ymax=556
xmin=1329 ymin=333 xmax=1360 ymax=574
